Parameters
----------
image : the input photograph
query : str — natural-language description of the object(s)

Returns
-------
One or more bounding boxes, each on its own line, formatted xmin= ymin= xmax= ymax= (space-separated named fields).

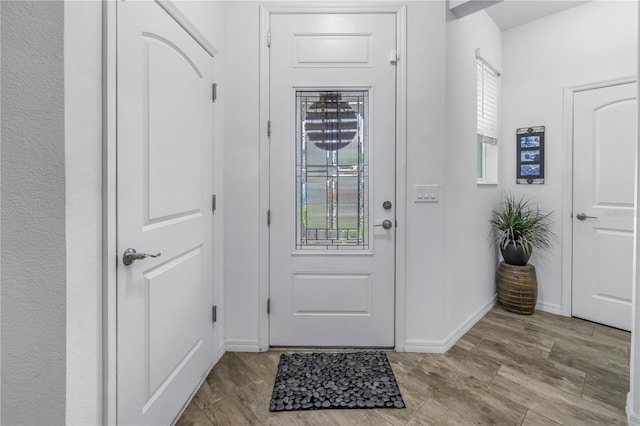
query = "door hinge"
xmin=212 ymin=305 xmax=218 ymax=323
xmin=267 ymin=31 xmax=271 ymax=48
xmin=267 ymin=298 xmax=271 ymax=314
xmin=267 ymin=120 xmax=271 ymax=137
xmin=389 ymin=50 xmax=399 ymax=66
xmin=212 ymin=194 xmax=217 ymax=212
xmin=212 ymin=83 xmax=217 ymax=102
xmin=267 ymin=209 xmax=271 ymax=225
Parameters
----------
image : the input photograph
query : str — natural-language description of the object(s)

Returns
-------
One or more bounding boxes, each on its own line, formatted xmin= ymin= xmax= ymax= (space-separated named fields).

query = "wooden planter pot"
xmin=496 ymin=261 xmax=537 ymax=315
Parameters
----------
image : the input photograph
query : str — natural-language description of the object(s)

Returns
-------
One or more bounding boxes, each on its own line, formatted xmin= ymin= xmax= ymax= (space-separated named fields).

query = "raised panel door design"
xmin=592 ymin=99 xmax=636 ymax=207
xmin=116 ymin=2 xmax=216 ymax=424
xmin=572 ymin=82 xmax=636 ymax=331
xmin=144 ymin=248 xmax=203 ymax=406
xmin=292 ymin=273 xmax=372 ymax=315
xmin=269 ymin=13 xmax=396 ymax=347
xmin=293 ymin=34 xmax=373 ymax=67
xmin=594 ymin=229 xmax=633 ymax=303
xmin=145 ymin=36 xmax=203 ymax=223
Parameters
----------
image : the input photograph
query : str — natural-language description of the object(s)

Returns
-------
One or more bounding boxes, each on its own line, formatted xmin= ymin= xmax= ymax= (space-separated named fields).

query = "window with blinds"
xmin=476 ymin=52 xmax=500 ymax=183
xmin=477 ymin=59 xmax=499 ymax=145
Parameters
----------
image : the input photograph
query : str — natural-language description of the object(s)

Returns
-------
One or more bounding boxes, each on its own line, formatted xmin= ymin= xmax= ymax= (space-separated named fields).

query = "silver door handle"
xmin=374 ymin=219 xmax=393 ymax=230
xmin=576 ymin=212 xmax=598 ymax=221
xmin=123 ymin=248 xmax=162 ymax=266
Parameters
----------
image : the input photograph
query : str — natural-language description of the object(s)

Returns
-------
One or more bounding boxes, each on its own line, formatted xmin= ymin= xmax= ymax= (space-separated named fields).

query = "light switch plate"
xmin=414 ymin=184 xmax=439 ymax=203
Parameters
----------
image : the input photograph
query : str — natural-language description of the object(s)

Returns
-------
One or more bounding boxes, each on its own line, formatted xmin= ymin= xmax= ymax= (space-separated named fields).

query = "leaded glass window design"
xmin=295 ymin=90 xmax=369 ymax=250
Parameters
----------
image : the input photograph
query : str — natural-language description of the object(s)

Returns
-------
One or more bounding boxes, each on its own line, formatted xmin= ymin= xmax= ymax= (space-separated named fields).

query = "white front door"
xmin=572 ymin=82 xmax=637 ymax=331
xmin=116 ymin=2 xmax=216 ymax=424
xmin=269 ymin=13 xmax=397 ymax=347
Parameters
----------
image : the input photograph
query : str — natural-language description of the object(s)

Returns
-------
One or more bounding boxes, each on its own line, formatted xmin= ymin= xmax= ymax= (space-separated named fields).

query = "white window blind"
xmin=477 ymin=58 xmax=499 ymax=145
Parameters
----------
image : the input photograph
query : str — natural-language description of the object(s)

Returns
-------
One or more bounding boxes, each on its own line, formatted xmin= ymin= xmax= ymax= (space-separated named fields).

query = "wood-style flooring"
xmin=177 ymin=306 xmax=631 ymax=425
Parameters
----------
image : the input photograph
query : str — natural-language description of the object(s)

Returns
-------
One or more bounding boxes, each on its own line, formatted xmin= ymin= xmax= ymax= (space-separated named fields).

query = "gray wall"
xmin=1 ymin=1 xmax=66 ymax=424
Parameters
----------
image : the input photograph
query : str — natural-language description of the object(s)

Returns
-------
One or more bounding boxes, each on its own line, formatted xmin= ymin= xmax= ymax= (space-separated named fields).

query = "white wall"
xmin=501 ymin=1 xmax=638 ymax=313
xmin=402 ymin=1 xmax=448 ymax=348
xmin=2 ymin=1 xmax=66 ymax=423
xmin=442 ymin=10 xmax=502 ymax=345
xmin=222 ymin=1 xmax=262 ymax=350
xmin=1 ymin=2 xmax=3 ymax=423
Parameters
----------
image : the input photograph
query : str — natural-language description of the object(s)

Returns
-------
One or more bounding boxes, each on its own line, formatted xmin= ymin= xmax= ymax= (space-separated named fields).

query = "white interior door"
xmin=116 ymin=2 xmax=216 ymax=424
xmin=572 ymin=81 xmax=637 ymax=331
xmin=269 ymin=13 xmax=397 ymax=347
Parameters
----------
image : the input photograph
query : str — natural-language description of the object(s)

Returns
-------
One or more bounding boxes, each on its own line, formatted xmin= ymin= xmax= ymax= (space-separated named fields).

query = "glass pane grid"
xmin=295 ymin=90 xmax=369 ymax=250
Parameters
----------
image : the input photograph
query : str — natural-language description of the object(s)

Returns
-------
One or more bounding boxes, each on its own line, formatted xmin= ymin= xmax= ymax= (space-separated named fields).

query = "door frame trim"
xmin=258 ymin=3 xmax=408 ymax=351
xmin=561 ymin=75 xmax=637 ymax=318
xmin=103 ymin=1 xmax=117 ymax=423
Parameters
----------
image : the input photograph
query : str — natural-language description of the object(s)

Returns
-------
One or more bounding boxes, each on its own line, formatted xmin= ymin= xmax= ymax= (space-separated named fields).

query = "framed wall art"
xmin=516 ymin=126 xmax=545 ymax=184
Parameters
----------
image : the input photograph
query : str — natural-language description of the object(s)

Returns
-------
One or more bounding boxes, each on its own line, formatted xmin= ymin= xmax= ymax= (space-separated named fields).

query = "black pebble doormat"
xmin=269 ymin=351 xmax=405 ymax=412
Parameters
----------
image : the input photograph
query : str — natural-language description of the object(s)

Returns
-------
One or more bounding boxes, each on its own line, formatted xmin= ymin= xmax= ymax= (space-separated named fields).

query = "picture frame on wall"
xmin=516 ymin=126 xmax=545 ymax=184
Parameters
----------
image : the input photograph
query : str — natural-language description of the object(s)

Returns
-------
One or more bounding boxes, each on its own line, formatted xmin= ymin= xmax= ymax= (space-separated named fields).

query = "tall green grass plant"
xmin=489 ymin=193 xmax=555 ymax=256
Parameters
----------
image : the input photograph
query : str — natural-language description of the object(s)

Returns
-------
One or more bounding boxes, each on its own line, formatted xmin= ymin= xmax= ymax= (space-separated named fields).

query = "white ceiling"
xmin=485 ymin=0 xmax=591 ymax=31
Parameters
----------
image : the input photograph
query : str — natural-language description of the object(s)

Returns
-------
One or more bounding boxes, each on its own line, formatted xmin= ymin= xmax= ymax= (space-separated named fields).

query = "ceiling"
xmin=485 ymin=0 xmax=591 ymax=31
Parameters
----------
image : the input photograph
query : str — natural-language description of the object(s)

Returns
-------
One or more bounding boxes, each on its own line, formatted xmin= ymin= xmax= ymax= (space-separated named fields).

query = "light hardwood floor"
xmin=177 ymin=306 xmax=630 ymax=425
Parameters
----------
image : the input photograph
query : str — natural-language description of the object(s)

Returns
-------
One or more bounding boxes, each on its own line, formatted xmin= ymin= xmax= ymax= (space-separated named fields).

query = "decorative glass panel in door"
xmin=295 ymin=90 xmax=369 ymax=250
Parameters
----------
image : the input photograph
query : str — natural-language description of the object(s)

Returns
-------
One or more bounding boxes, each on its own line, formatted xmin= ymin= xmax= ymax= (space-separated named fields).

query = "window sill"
xmin=476 ymin=179 xmax=498 ymax=186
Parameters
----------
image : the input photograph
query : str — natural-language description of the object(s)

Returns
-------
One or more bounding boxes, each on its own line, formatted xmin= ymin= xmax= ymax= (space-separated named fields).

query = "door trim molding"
xmin=258 ymin=3 xmax=408 ymax=351
xmin=627 ymin=393 xmax=640 ymax=426
xmin=102 ymin=0 xmax=117 ymax=423
xmin=561 ymin=75 xmax=637 ymax=318
xmin=155 ymin=0 xmax=218 ymax=57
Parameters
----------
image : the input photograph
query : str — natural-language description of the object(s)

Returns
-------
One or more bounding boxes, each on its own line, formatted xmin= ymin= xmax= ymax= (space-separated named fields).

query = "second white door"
xmin=572 ymin=81 xmax=637 ymax=331
xmin=269 ymin=13 xmax=397 ymax=347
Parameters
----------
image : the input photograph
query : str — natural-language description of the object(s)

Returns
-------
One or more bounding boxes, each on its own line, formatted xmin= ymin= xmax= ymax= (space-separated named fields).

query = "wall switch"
xmin=414 ymin=184 xmax=439 ymax=203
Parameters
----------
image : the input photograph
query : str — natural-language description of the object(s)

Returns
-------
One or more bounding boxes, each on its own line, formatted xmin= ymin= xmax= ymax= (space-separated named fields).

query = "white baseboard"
xmin=404 ymin=295 xmax=496 ymax=353
xmin=224 ymin=339 xmax=261 ymax=352
xmin=535 ymin=300 xmax=563 ymax=315
xmin=628 ymin=393 xmax=640 ymax=426
xmin=404 ymin=339 xmax=450 ymax=354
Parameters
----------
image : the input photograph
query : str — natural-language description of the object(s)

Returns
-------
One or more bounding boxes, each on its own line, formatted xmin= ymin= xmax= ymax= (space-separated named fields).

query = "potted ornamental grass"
xmin=489 ymin=193 xmax=555 ymax=315
xmin=489 ymin=192 xmax=555 ymax=266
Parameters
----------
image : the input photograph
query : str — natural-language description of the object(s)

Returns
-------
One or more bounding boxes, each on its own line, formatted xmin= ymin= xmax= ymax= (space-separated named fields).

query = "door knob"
xmin=123 ymin=248 xmax=161 ymax=266
xmin=382 ymin=200 xmax=392 ymax=210
xmin=374 ymin=219 xmax=393 ymax=230
xmin=576 ymin=212 xmax=598 ymax=221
